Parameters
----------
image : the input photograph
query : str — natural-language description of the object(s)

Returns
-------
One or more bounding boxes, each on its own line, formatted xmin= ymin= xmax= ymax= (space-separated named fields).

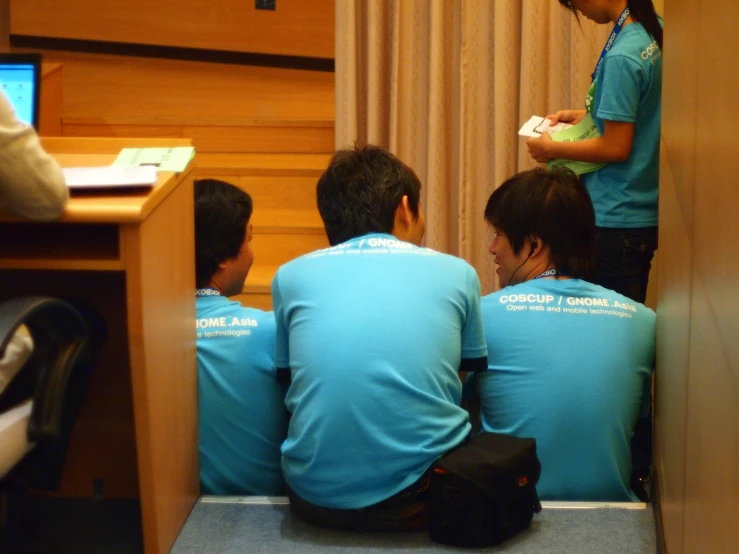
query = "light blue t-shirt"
xmin=478 ymin=279 xmax=655 ymax=501
xmin=583 ymin=22 xmax=663 ymax=228
xmin=272 ymin=233 xmax=488 ymax=509
xmin=196 ymin=293 xmax=289 ymax=495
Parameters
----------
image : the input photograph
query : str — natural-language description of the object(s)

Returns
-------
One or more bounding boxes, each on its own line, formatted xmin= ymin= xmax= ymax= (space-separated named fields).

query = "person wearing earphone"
xmin=526 ymin=0 xmax=663 ymax=304
xmin=477 ymin=167 xmax=655 ymax=501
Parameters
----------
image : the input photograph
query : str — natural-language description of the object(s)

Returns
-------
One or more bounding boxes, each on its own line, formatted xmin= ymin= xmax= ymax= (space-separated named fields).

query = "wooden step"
xmin=222 ymin=175 xmax=318 ymax=211
xmin=251 ymin=209 xmax=324 ymax=235
xmin=251 ymin=230 xmax=328 ymax=268
xmin=233 ymin=291 xmax=273 ymax=312
xmin=38 ymin=51 xmax=335 ymax=122
xmin=195 ymin=153 xmax=331 ymax=176
xmin=240 ymin=208 xmax=327 ymax=311
xmin=63 ymin=118 xmax=335 ymax=154
xmin=250 ymin=208 xmax=327 ymax=267
xmin=243 ymin=264 xmax=279 ymax=294
xmin=195 ymin=155 xmax=329 ymax=211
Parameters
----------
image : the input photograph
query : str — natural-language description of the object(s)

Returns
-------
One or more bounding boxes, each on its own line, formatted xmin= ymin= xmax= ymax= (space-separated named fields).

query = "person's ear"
xmin=528 ymin=235 xmax=543 ymax=257
xmin=401 ymin=195 xmax=413 ymax=226
xmin=395 ymin=195 xmax=413 ymax=228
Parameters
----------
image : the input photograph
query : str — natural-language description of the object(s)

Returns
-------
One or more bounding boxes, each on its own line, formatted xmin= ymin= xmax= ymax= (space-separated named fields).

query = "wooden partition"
xmin=0 ymin=138 xmax=200 ymax=554
xmin=1 ymin=0 xmax=9 ymax=51
xmin=655 ymin=0 xmax=739 ymax=552
xmin=10 ymin=0 xmax=333 ymax=59
xmin=39 ymin=62 xmax=63 ymax=136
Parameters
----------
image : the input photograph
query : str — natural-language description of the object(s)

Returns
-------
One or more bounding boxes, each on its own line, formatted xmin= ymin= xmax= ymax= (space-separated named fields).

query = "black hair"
xmin=484 ymin=167 xmax=596 ymax=280
xmin=316 ymin=145 xmax=421 ymax=246
xmin=194 ymin=179 xmax=253 ymax=288
xmin=559 ymin=0 xmax=663 ymax=50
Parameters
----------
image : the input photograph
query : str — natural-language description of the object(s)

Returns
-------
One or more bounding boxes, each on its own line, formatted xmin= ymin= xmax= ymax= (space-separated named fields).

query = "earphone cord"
xmin=507 ymin=252 xmax=533 ymax=287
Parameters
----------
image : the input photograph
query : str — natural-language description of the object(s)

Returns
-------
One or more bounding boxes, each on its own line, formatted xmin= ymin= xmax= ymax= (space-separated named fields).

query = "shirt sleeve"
xmin=596 ymin=54 xmax=644 ymax=123
xmin=0 ymin=90 xmax=69 ymax=220
xmin=460 ymin=266 xmax=488 ymax=367
xmin=271 ymin=270 xmax=290 ymax=371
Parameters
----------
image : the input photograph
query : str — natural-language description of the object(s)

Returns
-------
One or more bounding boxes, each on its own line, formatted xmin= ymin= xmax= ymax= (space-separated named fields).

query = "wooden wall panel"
xmin=661 ymin=0 xmax=698 ymax=235
xmin=10 ymin=0 xmax=334 ymax=59
xmin=683 ymin=272 xmax=739 ymax=552
xmin=693 ymin=2 xmax=739 ymax=371
xmin=657 ymin=0 xmax=739 ymax=552
xmin=655 ymin=143 xmax=691 ymax=554
xmin=123 ymin=175 xmax=198 ymax=554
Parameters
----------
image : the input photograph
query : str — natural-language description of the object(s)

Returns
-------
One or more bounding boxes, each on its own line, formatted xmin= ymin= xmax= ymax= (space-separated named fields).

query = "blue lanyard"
xmin=532 ymin=269 xmax=570 ymax=280
xmin=591 ymin=7 xmax=630 ymax=83
xmin=196 ymin=287 xmax=221 ymax=297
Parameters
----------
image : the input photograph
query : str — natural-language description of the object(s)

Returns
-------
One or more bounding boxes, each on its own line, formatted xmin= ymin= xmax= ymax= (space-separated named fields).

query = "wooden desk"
xmin=0 ymin=137 xmax=198 ymax=554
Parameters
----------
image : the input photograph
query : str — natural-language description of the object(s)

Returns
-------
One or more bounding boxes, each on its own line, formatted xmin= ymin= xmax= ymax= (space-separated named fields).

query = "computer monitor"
xmin=0 ymin=53 xmax=42 ymax=130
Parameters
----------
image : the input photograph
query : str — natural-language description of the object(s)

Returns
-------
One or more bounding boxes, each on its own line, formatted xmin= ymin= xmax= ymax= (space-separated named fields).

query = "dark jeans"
xmin=286 ymin=470 xmax=431 ymax=532
xmin=594 ymin=227 xmax=658 ymax=304
xmin=594 ymin=226 xmax=657 ymax=501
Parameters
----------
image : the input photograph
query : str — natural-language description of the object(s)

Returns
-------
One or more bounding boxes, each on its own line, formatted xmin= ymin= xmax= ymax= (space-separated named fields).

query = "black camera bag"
xmin=428 ymin=432 xmax=542 ymax=547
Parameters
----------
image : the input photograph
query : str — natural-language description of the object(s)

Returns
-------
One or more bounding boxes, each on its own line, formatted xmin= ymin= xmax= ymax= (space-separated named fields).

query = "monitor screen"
xmin=0 ymin=53 xmax=42 ymax=130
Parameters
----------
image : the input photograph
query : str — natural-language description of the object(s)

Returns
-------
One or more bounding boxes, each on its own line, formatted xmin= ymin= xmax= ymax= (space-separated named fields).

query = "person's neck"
xmin=390 ymin=229 xmax=419 ymax=246
xmin=520 ymin=262 xmax=570 ymax=283
xmin=204 ymin=280 xmax=224 ymax=295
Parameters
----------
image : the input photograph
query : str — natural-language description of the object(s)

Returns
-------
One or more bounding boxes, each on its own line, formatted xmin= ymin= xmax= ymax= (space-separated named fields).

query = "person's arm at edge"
xmin=271 ymin=271 xmax=291 ymax=386
xmin=0 ymin=91 xmax=68 ymax=220
xmin=458 ymin=266 xmax=488 ymax=382
xmin=527 ymin=119 xmax=635 ymax=164
xmin=546 ymin=109 xmax=587 ymax=126
xmin=530 ymin=54 xmax=644 ymax=165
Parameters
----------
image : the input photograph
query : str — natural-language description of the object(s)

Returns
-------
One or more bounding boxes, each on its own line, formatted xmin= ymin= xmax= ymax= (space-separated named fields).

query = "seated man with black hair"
xmin=194 ymin=179 xmax=288 ymax=495
xmin=478 ymin=167 xmax=655 ymax=501
xmin=272 ymin=145 xmax=488 ymax=530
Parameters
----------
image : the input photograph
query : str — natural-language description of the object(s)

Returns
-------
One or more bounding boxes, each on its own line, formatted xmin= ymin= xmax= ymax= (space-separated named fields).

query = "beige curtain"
xmin=335 ymin=0 xmax=610 ymax=293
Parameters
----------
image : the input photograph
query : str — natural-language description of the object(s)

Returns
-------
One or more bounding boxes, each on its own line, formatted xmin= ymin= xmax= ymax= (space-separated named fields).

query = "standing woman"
xmin=527 ymin=0 xmax=663 ymax=304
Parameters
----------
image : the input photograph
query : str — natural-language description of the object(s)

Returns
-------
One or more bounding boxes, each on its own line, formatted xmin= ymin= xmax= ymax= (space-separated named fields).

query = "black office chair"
xmin=0 ymin=297 xmax=106 ymax=491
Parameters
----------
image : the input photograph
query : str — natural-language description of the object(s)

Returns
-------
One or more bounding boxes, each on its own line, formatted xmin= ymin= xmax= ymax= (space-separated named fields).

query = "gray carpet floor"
xmin=172 ymin=498 xmax=657 ymax=554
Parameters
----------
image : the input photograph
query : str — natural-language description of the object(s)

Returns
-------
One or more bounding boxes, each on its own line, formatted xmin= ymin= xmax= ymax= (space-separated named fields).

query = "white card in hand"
xmin=518 ymin=115 xmax=573 ymax=137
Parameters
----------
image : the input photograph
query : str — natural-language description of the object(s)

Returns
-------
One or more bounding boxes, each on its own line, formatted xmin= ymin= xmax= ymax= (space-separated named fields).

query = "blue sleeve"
xmin=460 ymin=266 xmax=488 ymax=362
xmin=271 ymin=271 xmax=290 ymax=370
xmin=260 ymin=311 xmax=278 ymax=367
xmin=596 ymin=54 xmax=644 ymax=122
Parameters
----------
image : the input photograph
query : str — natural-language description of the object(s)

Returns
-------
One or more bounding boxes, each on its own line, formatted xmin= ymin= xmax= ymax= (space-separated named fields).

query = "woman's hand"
xmin=527 ymin=132 xmax=555 ymax=163
xmin=546 ymin=109 xmax=587 ymax=126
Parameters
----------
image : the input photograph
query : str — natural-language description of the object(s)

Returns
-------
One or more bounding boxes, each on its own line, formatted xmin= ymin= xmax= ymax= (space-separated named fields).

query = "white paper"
xmin=518 ymin=115 xmax=573 ymax=138
xmin=62 ymin=166 xmax=157 ymax=189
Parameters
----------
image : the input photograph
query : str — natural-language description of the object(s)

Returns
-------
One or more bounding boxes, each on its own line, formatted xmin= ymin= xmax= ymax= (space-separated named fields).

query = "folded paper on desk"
xmin=62 ymin=166 xmax=157 ymax=190
xmin=113 ymin=147 xmax=195 ymax=173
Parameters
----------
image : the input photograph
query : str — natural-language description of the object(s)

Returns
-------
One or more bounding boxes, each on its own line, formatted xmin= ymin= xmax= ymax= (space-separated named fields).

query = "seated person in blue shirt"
xmin=194 ymin=179 xmax=289 ymax=495
xmin=477 ymin=167 xmax=655 ymax=501
xmin=271 ymin=145 xmax=488 ymax=531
